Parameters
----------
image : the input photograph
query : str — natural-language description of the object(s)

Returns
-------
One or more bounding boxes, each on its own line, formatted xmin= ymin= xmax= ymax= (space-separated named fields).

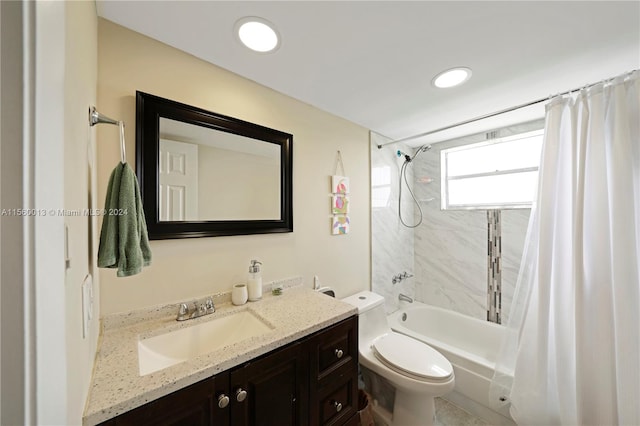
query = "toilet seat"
xmin=372 ymin=333 xmax=453 ymax=382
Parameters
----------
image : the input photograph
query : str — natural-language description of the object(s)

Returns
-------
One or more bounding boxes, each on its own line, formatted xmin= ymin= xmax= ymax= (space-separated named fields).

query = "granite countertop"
xmin=83 ymin=285 xmax=356 ymax=426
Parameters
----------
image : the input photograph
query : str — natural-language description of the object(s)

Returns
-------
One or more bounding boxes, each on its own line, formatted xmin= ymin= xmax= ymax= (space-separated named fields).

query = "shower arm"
xmin=89 ymin=106 xmax=126 ymax=164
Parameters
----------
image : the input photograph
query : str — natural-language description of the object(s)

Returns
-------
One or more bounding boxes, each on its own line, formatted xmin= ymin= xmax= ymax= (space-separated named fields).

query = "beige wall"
xmin=198 ymin=146 xmax=280 ymax=220
xmin=98 ymin=20 xmax=371 ymax=314
xmin=64 ymin=1 xmax=100 ymax=422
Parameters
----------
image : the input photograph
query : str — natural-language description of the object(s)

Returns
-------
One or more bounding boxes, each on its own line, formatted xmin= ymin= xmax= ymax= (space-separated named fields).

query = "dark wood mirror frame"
xmin=136 ymin=91 xmax=293 ymax=239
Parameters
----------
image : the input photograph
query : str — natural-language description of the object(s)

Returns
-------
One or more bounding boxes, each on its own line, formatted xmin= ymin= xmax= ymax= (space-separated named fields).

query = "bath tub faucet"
xmin=398 ymin=293 xmax=414 ymax=303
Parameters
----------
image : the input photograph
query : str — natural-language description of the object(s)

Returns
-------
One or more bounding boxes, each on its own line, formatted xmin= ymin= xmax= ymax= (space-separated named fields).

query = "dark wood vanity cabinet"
xmin=100 ymin=316 xmax=358 ymax=426
xmin=229 ymin=341 xmax=308 ymax=425
xmin=309 ymin=317 xmax=359 ymax=426
xmin=98 ymin=376 xmax=221 ymax=426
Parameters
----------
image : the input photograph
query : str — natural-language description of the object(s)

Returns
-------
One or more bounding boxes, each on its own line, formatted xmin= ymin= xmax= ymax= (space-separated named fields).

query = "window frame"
xmin=440 ymin=129 xmax=544 ymax=210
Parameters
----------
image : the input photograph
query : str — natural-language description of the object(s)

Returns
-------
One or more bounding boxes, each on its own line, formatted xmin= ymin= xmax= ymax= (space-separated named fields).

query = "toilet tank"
xmin=342 ymin=291 xmax=391 ymax=343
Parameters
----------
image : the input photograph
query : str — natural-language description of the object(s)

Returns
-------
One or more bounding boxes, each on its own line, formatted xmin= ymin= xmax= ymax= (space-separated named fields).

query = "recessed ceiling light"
xmin=235 ymin=17 xmax=280 ymax=53
xmin=432 ymin=67 xmax=472 ymax=88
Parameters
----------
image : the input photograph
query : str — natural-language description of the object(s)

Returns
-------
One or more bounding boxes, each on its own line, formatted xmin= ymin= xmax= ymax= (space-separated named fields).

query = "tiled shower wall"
xmin=410 ymin=148 xmax=531 ymax=323
xmin=370 ymin=132 xmax=415 ymax=313
xmin=371 ymin=121 xmax=542 ymax=322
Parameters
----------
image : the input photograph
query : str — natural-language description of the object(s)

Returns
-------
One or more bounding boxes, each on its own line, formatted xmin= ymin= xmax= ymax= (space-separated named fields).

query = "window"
xmin=372 ymin=165 xmax=391 ymax=208
xmin=441 ymin=130 xmax=544 ymax=210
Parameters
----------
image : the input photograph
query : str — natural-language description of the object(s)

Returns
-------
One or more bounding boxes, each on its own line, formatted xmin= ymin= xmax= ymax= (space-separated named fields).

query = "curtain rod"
xmin=377 ymin=69 xmax=639 ymax=149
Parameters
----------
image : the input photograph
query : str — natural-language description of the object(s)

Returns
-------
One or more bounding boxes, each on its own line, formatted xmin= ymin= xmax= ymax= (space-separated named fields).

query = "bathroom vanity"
xmin=98 ymin=317 xmax=357 ymax=425
xmin=84 ymin=287 xmax=358 ymax=426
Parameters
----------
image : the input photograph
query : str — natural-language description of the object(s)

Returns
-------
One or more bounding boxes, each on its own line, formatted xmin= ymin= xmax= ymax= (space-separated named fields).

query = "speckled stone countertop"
xmin=83 ymin=286 xmax=356 ymax=426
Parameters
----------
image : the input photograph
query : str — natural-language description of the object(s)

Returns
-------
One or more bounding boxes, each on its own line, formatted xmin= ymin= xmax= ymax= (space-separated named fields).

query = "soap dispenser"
xmin=247 ymin=259 xmax=263 ymax=302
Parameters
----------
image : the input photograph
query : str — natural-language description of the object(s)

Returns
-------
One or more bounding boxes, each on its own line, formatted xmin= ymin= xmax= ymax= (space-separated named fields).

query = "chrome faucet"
xmin=177 ymin=296 xmax=215 ymax=321
xmin=398 ymin=293 xmax=414 ymax=303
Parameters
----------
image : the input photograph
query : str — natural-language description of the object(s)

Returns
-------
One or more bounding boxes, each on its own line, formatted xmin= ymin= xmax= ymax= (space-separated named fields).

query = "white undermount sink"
xmin=138 ymin=310 xmax=272 ymax=375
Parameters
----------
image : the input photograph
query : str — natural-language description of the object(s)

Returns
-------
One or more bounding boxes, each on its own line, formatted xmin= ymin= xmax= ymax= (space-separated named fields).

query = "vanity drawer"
xmin=316 ymin=370 xmax=358 ymax=425
xmin=310 ymin=316 xmax=357 ymax=382
xmin=317 ymin=372 xmax=357 ymax=426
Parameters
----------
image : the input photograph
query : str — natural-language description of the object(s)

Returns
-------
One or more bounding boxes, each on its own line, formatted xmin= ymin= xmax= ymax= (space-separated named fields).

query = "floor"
xmin=435 ymin=398 xmax=488 ymax=426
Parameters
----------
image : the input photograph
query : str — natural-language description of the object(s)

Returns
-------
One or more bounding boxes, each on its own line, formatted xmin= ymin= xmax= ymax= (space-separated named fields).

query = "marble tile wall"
xmin=370 ymin=132 xmax=416 ymax=313
xmin=500 ymin=209 xmax=531 ymax=323
xmin=371 ymin=121 xmax=542 ymax=322
xmin=411 ymin=128 xmax=537 ymax=322
xmin=412 ymin=148 xmax=490 ymax=320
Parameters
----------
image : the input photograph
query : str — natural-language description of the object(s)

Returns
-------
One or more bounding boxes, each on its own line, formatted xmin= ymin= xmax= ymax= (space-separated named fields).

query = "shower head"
xmin=397 ymin=145 xmax=432 ymax=163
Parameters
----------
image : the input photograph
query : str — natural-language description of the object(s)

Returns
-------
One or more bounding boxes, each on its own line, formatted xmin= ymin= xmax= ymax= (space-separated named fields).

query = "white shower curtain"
xmin=490 ymin=70 xmax=640 ymax=425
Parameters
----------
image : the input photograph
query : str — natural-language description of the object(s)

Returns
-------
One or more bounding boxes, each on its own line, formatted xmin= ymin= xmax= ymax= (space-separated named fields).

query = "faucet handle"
xmin=177 ymin=303 xmax=189 ymax=321
xmin=179 ymin=303 xmax=188 ymax=315
xmin=205 ymin=297 xmax=215 ymax=312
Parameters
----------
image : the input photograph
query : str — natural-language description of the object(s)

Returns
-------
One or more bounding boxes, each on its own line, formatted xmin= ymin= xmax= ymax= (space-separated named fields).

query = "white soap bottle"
xmin=247 ymin=259 xmax=263 ymax=302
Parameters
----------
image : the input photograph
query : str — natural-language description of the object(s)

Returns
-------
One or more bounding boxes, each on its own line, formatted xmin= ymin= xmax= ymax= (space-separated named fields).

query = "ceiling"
xmin=96 ymin=1 xmax=639 ymax=147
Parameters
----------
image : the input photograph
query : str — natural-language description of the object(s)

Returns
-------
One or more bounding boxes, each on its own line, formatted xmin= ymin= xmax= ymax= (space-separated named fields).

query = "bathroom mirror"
xmin=136 ymin=91 xmax=293 ymax=239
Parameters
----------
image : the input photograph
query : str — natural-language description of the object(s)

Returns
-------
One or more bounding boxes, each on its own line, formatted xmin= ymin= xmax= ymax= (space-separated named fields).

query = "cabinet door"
xmin=230 ymin=341 xmax=308 ymax=426
xmin=106 ymin=376 xmax=219 ymax=426
xmin=212 ymin=370 xmax=231 ymax=425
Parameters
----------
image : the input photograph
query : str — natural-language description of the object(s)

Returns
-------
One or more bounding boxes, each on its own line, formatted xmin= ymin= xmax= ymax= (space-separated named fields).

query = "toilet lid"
xmin=372 ymin=333 xmax=453 ymax=381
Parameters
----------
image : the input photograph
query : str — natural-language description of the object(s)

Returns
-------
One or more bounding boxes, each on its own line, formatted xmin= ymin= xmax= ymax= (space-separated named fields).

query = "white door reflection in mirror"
xmin=159 ymin=139 xmax=199 ymax=221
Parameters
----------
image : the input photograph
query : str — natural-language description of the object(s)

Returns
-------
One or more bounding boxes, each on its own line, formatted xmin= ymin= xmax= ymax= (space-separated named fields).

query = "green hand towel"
xmin=98 ymin=163 xmax=152 ymax=277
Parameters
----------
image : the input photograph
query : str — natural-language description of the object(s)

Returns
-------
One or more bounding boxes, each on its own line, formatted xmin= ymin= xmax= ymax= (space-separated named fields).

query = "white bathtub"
xmin=388 ymin=303 xmax=515 ymax=425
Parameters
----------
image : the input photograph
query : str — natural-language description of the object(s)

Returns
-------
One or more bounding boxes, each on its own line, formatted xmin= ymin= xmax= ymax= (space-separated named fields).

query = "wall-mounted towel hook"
xmin=89 ymin=106 xmax=126 ymax=164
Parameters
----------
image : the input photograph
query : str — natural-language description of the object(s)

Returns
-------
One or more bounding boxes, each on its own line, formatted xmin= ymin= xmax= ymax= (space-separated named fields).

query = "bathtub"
xmin=388 ymin=302 xmax=515 ymax=426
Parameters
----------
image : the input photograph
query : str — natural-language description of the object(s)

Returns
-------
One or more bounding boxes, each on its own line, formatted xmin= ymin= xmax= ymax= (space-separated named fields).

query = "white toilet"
xmin=342 ymin=291 xmax=454 ymax=426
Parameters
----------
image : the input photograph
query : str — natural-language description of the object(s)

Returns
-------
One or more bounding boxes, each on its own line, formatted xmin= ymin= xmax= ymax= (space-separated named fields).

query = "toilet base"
xmin=371 ymin=403 xmax=392 ymax=426
xmin=392 ymin=390 xmax=436 ymax=426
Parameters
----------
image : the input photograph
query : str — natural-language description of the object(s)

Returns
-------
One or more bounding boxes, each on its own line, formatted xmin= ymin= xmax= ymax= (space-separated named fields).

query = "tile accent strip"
xmin=487 ymin=210 xmax=502 ymax=324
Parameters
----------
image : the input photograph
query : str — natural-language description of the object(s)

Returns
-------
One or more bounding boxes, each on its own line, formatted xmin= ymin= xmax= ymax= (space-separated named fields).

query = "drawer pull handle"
xmin=334 ymin=401 xmax=343 ymax=412
xmin=335 ymin=349 xmax=344 ymax=359
xmin=236 ymin=388 xmax=248 ymax=402
xmin=217 ymin=394 xmax=230 ymax=409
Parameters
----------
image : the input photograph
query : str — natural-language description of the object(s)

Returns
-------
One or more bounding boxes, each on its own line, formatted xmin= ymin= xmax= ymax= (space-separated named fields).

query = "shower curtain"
xmin=490 ymin=70 xmax=640 ymax=425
